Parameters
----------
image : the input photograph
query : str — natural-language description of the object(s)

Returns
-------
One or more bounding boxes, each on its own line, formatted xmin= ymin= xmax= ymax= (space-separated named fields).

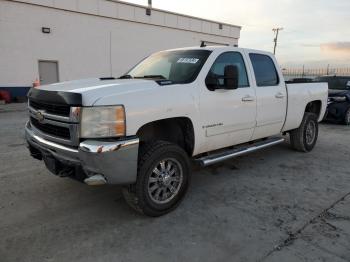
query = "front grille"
xmin=30 ymin=117 xmax=71 ymax=140
xmin=29 ymin=99 xmax=70 ymax=117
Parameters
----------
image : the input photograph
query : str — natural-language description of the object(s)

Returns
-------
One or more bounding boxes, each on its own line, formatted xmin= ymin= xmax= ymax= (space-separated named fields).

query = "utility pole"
xmin=146 ymin=0 xmax=152 ymax=15
xmin=272 ymin=27 xmax=283 ymax=55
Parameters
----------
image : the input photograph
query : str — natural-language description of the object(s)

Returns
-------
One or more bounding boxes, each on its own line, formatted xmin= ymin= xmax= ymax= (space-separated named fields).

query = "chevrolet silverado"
xmin=26 ymin=46 xmax=328 ymax=216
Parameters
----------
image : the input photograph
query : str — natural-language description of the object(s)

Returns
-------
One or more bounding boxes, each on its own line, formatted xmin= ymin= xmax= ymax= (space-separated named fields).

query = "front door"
xmin=38 ymin=60 xmax=59 ymax=85
xmin=199 ymin=51 xmax=257 ymax=152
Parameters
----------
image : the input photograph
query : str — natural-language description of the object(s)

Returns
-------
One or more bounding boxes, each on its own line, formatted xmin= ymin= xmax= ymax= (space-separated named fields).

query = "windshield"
xmin=315 ymin=76 xmax=350 ymax=90
xmin=123 ymin=50 xmax=212 ymax=84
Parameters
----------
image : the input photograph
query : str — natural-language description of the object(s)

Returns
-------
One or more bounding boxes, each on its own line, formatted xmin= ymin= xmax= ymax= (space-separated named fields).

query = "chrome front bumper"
xmin=25 ymin=121 xmax=139 ymax=185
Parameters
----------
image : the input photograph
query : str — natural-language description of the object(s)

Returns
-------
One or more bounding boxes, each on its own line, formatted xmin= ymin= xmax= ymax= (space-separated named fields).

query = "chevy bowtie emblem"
xmin=36 ymin=111 xmax=45 ymax=123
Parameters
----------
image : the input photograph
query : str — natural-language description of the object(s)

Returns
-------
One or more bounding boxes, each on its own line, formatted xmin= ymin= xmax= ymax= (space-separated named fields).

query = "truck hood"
xmin=38 ymin=78 xmax=161 ymax=105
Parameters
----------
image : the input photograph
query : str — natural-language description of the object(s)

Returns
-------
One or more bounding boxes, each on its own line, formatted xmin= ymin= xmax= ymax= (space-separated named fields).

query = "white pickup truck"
xmin=26 ymin=46 xmax=328 ymax=216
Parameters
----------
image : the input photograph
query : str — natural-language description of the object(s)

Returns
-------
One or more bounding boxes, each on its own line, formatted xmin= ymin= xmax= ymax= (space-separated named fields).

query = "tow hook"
xmin=58 ymin=167 xmax=74 ymax=177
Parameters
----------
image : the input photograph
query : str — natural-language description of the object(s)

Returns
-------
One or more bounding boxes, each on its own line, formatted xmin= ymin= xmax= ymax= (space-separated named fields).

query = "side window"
xmin=249 ymin=53 xmax=279 ymax=86
xmin=339 ymin=78 xmax=349 ymax=89
xmin=207 ymin=52 xmax=249 ymax=89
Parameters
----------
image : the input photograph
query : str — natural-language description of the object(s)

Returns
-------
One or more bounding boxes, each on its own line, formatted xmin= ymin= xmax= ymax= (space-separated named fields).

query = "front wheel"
xmin=122 ymin=141 xmax=190 ymax=217
xmin=290 ymin=112 xmax=319 ymax=152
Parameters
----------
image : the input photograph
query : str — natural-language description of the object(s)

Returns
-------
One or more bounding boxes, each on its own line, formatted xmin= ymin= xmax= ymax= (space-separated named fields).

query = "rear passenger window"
xmin=249 ymin=54 xmax=279 ymax=86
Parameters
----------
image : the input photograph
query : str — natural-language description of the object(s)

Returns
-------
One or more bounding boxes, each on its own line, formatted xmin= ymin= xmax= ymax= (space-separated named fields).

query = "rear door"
xmin=247 ymin=52 xmax=287 ymax=139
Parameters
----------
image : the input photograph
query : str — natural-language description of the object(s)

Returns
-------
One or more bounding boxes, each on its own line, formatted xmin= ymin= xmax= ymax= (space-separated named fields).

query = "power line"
xmin=272 ymin=27 xmax=283 ymax=55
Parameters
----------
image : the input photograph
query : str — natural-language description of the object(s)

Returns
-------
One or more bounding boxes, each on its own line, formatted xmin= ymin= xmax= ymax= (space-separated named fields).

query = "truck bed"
xmin=283 ymin=82 xmax=328 ymax=132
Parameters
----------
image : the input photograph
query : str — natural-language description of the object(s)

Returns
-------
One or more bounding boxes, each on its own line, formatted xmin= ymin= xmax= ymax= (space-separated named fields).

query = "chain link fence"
xmin=282 ymin=67 xmax=350 ymax=81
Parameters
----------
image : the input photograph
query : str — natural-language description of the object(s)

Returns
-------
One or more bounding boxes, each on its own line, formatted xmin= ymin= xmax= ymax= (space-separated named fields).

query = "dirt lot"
xmin=1 ymin=103 xmax=349 ymax=262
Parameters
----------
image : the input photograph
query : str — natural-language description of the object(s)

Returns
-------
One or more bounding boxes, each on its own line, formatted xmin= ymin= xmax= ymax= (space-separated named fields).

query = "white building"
xmin=0 ymin=0 xmax=241 ymax=90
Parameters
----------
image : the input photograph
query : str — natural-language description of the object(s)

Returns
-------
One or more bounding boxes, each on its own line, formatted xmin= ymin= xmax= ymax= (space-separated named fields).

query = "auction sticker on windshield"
xmin=177 ymin=58 xmax=200 ymax=64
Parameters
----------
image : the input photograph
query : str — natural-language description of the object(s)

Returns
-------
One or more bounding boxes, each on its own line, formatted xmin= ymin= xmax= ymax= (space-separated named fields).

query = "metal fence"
xmin=282 ymin=67 xmax=350 ymax=80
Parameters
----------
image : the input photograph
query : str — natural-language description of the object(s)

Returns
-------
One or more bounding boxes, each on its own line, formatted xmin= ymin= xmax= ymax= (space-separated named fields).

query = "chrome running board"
xmin=196 ymin=137 xmax=285 ymax=167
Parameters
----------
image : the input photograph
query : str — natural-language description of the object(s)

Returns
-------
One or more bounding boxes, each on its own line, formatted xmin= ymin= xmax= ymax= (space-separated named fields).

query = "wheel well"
xmin=305 ymin=100 xmax=322 ymax=118
xmin=136 ymin=117 xmax=195 ymax=156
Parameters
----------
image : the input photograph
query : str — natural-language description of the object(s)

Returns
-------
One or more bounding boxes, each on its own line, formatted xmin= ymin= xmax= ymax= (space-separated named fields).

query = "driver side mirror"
xmin=224 ymin=65 xmax=239 ymax=90
xmin=205 ymin=65 xmax=239 ymax=91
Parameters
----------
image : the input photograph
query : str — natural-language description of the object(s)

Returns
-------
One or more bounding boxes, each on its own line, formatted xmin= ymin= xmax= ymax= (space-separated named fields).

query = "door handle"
xmin=242 ymin=95 xmax=255 ymax=102
xmin=275 ymin=92 xmax=285 ymax=99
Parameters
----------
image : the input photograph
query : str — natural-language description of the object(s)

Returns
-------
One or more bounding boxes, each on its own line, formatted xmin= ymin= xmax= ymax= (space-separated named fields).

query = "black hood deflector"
xmin=27 ymin=88 xmax=82 ymax=106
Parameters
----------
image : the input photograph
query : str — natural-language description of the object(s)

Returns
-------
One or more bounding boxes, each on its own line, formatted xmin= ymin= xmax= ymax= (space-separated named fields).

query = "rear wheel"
xmin=290 ymin=112 xmax=319 ymax=152
xmin=122 ymin=141 xmax=190 ymax=217
xmin=344 ymin=108 xmax=350 ymax=125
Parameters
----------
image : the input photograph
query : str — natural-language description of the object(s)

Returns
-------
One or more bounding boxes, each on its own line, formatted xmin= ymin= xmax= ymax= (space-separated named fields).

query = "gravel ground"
xmin=0 ymin=103 xmax=349 ymax=262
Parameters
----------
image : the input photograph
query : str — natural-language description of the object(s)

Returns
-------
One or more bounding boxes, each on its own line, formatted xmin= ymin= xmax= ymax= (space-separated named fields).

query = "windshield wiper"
xmin=119 ymin=74 xmax=133 ymax=79
xmin=137 ymin=75 xmax=167 ymax=80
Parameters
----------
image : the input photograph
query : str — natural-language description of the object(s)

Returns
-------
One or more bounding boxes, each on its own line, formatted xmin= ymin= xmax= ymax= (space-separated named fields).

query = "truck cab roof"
xmin=162 ymin=45 xmax=275 ymax=56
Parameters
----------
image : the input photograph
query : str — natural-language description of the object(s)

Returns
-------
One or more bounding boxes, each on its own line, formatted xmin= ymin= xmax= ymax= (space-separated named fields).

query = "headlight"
xmin=80 ymin=106 xmax=126 ymax=138
xmin=332 ymin=96 xmax=346 ymax=102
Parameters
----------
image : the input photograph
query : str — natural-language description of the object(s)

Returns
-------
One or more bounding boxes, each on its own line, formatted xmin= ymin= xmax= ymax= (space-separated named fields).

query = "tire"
xmin=290 ymin=112 xmax=319 ymax=152
xmin=344 ymin=108 xmax=350 ymax=125
xmin=122 ymin=141 xmax=190 ymax=217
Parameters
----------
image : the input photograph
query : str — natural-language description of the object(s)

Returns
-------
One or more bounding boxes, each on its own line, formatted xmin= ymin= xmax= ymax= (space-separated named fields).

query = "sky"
xmin=122 ymin=0 xmax=350 ymax=68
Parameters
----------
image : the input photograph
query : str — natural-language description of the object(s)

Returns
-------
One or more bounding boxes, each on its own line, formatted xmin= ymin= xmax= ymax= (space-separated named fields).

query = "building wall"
xmin=0 ymin=0 xmax=240 ymax=87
